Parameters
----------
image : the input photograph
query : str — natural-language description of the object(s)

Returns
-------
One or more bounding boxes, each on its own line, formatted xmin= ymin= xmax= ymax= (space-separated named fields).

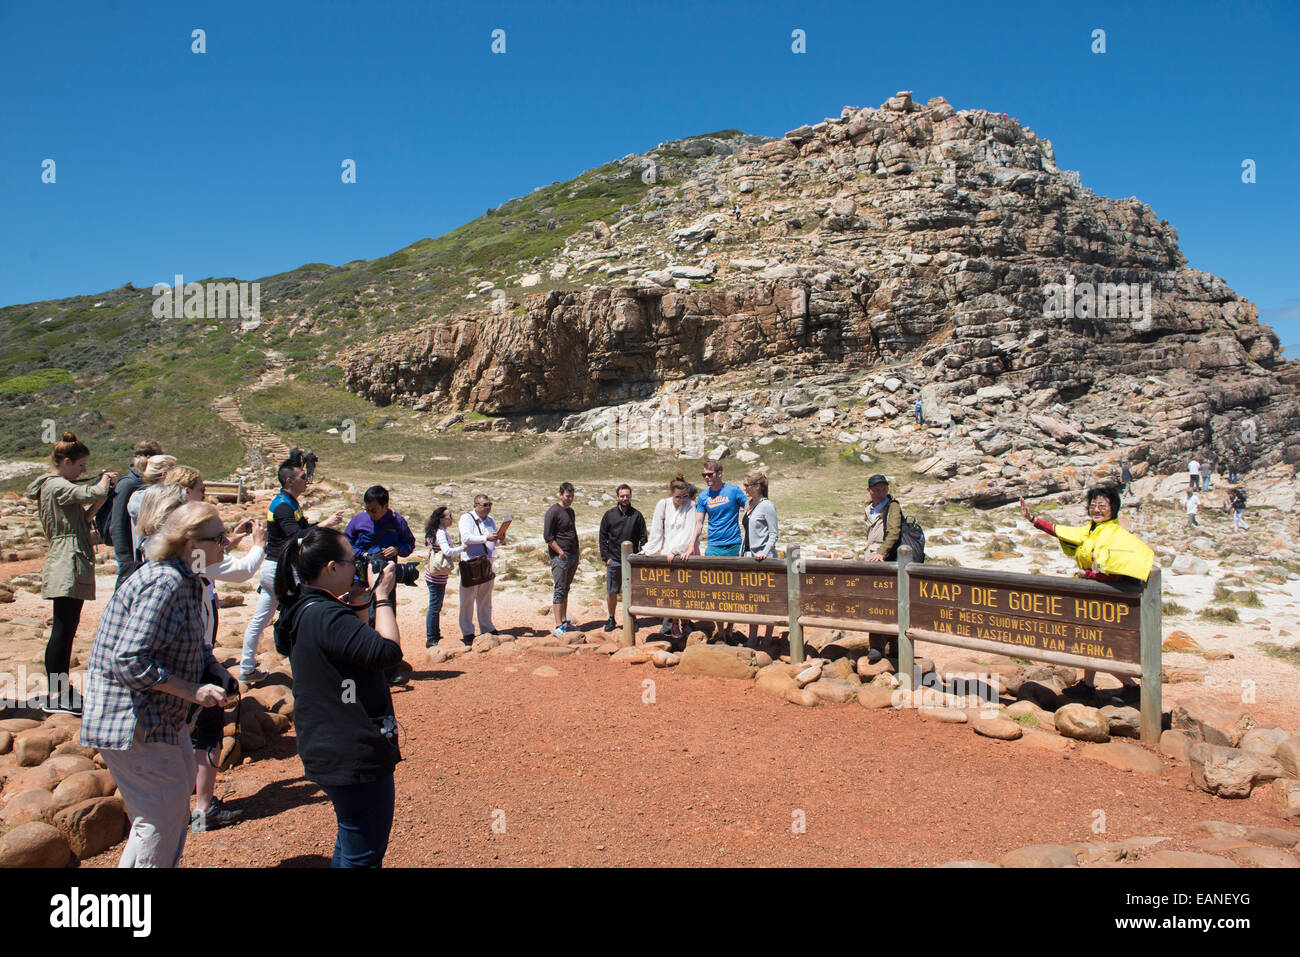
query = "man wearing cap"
xmin=864 ymin=475 xmax=902 ymax=563
xmin=864 ymin=474 xmax=903 ymax=659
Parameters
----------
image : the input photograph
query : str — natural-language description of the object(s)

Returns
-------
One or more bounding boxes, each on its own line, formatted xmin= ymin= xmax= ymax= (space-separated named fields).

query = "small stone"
xmin=677 ymin=644 xmax=759 ymax=680
xmin=0 ymin=730 xmax=11 ymax=755
xmin=1191 ymin=820 xmax=1247 ymax=839
xmin=531 ymin=666 xmax=559 ymax=678
xmin=1244 ymin=826 xmax=1299 ymax=849
xmin=858 ymin=686 xmax=895 ymax=709
xmin=1138 ymin=850 xmax=1236 ymax=868
xmin=806 ymin=676 xmax=860 ymax=704
xmin=755 ymin=665 xmax=798 ymax=699
xmin=795 ymin=664 xmax=823 ymax=687
xmin=14 ymin=730 xmax=52 ymax=767
xmin=998 ymin=845 xmax=1078 ymax=868
xmin=1080 ymin=741 xmax=1163 ymax=776
xmin=1019 ymin=729 xmax=1072 ymax=753
xmin=1231 ymin=846 xmax=1298 ymax=868
xmin=1159 ymin=729 xmax=1193 ymax=762
xmin=935 ymin=860 xmax=999 ymax=868
xmin=471 ymin=634 xmax=501 ymax=654
xmin=1055 ymin=704 xmax=1110 ymax=743
xmin=611 ymin=646 xmax=654 ymax=664
xmin=1162 ymin=630 xmax=1201 ymax=651
xmin=972 ymin=717 xmax=1023 ymax=740
xmin=651 ymin=651 xmax=680 ymax=668
xmin=784 ymin=687 xmax=818 ymax=707
xmin=1099 ymin=705 xmax=1141 ymax=739
xmin=919 ymin=707 xmax=968 ymax=724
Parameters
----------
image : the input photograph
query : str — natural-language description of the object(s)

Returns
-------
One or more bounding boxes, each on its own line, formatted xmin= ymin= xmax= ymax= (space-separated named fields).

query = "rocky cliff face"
xmin=343 ymin=92 xmax=1300 ymax=491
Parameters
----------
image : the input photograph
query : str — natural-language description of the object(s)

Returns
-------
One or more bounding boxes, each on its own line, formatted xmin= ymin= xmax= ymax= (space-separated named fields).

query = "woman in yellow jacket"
xmin=1020 ymin=485 xmax=1153 ymax=703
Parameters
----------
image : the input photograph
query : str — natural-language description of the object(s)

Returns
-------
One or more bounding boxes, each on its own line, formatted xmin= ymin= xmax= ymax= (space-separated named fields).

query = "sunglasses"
xmin=701 ymin=471 xmax=716 ymax=478
xmin=196 ymin=532 xmax=230 ymax=546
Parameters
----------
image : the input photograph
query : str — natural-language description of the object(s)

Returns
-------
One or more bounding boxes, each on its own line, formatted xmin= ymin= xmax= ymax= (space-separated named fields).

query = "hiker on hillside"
xmin=1185 ymin=489 xmax=1201 ymax=527
xmin=26 ymin=432 xmax=116 ymax=715
xmin=544 ymin=482 xmax=581 ymax=638
xmin=1120 ymin=460 xmax=1132 ymax=497
xmin=1230 ymin=488 xmax=1249 ymax=531
xmin=239 ymin=460 xmax=344 ymax=685
xmin=1019 ymin=486 xmax=1152 ymax=704
xmin=646 ymin=474 xmax=697 ymax=639
xmin=1187 ymin=457 xmax=1200 ymax=492
xmin=111 ymin=439 xmax=162 ymax=590
xmin=599 ymin=484 xmax=647 ymax=633
xmin=304 ymin=450 xmax=318 ymax=482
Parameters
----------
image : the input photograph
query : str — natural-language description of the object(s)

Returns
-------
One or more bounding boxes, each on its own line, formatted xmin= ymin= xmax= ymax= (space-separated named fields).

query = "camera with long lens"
xmin=361 ymin=553 xmax=422 ymax=588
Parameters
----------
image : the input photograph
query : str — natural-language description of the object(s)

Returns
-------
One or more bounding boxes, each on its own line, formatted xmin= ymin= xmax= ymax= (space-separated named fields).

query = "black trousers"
xmin=46 ymin=596 xmax=84 ymax=685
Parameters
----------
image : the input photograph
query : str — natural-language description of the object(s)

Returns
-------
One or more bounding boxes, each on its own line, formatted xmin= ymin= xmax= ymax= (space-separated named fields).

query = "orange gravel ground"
xmin=61 ymin=601 xmax=1288 ymax=869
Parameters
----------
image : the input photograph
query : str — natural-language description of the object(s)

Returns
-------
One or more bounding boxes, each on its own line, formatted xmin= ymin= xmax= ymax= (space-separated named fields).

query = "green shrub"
xmin=0 ymin=368 xmax=74 ymax=394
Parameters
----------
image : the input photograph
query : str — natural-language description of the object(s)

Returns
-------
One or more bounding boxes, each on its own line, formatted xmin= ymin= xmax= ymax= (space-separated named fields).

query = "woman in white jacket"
xmin=645 ymin=475 xmax=696 ymax=639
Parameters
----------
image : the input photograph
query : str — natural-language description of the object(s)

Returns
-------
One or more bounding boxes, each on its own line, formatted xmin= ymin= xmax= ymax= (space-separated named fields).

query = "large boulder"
xmin=1241 ymin=727 xmax=1291 ymax=761
xmin=1055 ymin=704 xmax=1110 ymax=743
xmin=0 ymin=821 xmax=73 ymax=868
xmin=1189 ymin=743 xmax=1285 ymax=798
xmin=1099 ymin=705 xmax=1141 ymax=739
xmin=806 ymin=676 xmax=861 ymax=705
xmin=1276 ymin=735 xmax=1300 ymax=778
xmin=677 ymin=644 xmax=760 ymax=680
xmin=52 ymin=796 xmax=127 ymax=860
xmin=50 ymin=770 xmax=114 ymax=811
xmin=1272 ymin=780 xmax=1300 ymax=822
xmin=0 ymin=788 xmax=57 ymax=827
xmin=1171 ymin=699 xmax=1255 ymax=747
xmin=246 ymin=684 xmax=294 ymax=718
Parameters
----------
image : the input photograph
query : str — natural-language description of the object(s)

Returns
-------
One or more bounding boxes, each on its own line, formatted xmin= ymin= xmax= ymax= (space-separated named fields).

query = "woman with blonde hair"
xmin=127 ymin=454 xmax=178 ymax=556
xmin=81 ymin=501 xmax=235 ymax=867
xmin=26 ymin=432 xmax=117 ymax=714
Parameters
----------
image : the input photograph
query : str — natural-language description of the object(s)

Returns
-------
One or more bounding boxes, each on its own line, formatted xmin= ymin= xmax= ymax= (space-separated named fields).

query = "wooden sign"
xmin=907 ymin=567 xmax=1141 ymax=666
xmin=627 ymin=556 xmax=788 ymax=625
xmin=797 ymin=560 xmax=898 ymax=633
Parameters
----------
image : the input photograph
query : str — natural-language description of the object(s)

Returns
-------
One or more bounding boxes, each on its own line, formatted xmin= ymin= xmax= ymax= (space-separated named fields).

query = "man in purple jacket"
xmin=344 ymin=485 xmax=417 ymax=686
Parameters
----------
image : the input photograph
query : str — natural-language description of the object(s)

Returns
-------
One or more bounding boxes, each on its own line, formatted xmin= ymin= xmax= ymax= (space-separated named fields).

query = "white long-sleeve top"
xmin=199 ymin=544 xmax=266 ymax=648
xmin=646 ymin=497 xmax=696 ymax=556
xmin=459 ymin=512 xmax=497 ymax=565
xmin=424 ymin=527 xmax=465 ymax=584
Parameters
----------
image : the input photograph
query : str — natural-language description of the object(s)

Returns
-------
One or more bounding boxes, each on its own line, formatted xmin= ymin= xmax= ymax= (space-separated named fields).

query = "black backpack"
xmin=94 ymin=483 xmax=116 ymax=547
xmin=886 ymin=499 xmax=926 ymax=564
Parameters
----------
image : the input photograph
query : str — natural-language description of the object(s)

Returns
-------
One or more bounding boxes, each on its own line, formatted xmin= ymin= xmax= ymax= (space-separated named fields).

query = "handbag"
xmin=458 ymin=555 xmax=494 ymax=586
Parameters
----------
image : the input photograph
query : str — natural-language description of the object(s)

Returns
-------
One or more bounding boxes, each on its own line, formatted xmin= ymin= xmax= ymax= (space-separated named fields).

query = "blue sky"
xmin=2 ymin=0 xmax=1296 ymax=353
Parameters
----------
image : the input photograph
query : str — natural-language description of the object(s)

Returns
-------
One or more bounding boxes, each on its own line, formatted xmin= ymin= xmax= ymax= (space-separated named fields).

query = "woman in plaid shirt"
xmin=81 ymin=502 xmax=236 ymax=868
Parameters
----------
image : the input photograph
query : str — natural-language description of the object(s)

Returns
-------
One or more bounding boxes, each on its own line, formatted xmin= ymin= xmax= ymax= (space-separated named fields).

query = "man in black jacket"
xmin=599 ymin=484 xmax=647 ymax=632
xmin=111 ymin=439 xmax=162 ymax=591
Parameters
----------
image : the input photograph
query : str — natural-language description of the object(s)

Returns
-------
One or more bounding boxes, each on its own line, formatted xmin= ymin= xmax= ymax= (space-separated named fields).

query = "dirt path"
xmin=209 ymin=360 xmax=292 ymax=471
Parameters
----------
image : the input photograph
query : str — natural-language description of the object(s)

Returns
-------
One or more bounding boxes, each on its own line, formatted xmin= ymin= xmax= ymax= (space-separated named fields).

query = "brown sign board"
xmin=628 ymin=556 xmax=787 ymax=622
xmin=797 ymin=560 xmax=897 ymax=631
xmin=908 ymin=567 xmax=1141 ymax=666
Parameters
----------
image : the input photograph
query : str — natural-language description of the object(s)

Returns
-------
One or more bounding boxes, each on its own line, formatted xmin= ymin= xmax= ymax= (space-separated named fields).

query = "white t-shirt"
xmin=1188 ymin=460 xmax=1200 ymax=476
xmin=1185 ymin=494 xmax=1200 ymax=515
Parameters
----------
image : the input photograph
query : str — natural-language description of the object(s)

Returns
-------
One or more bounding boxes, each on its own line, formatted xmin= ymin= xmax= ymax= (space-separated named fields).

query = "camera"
xmin=361 ymin=554 xmax=422 ymax=588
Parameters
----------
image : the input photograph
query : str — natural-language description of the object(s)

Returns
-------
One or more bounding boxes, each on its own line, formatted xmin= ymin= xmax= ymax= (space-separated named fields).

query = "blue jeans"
xmin=319 ymin=774 xmax=395 ymax=868
xmin=426 ymin=579 xmax=446 ymax=644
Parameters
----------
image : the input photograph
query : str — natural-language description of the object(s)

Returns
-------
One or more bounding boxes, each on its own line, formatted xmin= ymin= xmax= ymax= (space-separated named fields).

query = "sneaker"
xmin=41 ymin=694 xmax=83 ymax=717
xmin=425 ymin=638 xmax=439 ymax=648
xmin=604 ymin=617 xmax=617 ymax=632
xmin=191 ymin=797 xmax=244 ymax=833
xmin=562 ymin=620 xmax=573 ymax=632
xmin=554 ymin=626 xmax=567 ymax=638
xmin=388 ymin=672 xmax=411 ymax=688
xmin=239 ymin=669 xmax=269 ymax=686
xmin=658 ymin=621 xmax=673 ymax=636
xmin=1110 ymin=684 xmax=1141 ymax=704
xmin=1061 ymin=680 xmax=1096 ymax=700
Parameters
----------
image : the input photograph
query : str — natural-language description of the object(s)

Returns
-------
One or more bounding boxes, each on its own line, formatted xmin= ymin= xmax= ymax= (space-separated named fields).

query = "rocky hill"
xmin=341 ymin=92 xmax=1300 ymax=503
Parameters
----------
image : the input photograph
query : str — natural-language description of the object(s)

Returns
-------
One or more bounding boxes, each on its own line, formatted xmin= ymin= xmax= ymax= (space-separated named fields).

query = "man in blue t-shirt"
xmin=691 ymin=459 xmax=747 ymax=641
